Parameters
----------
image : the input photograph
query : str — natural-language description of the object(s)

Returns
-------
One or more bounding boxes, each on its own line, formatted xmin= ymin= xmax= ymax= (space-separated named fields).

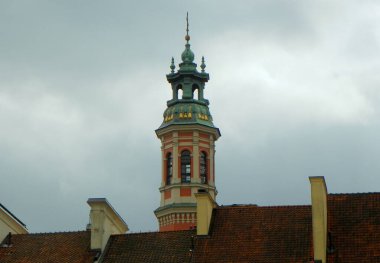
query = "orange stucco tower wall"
xmin=154 ymin=17 xmax=220 ymax=231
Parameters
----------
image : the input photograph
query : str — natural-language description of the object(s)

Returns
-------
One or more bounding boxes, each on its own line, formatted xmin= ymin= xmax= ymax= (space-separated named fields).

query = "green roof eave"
xmin=167 ymin=98 xmax=209 ymax=107
xmin=155 ymin=122 xmax=221 ymax=139
xmin=166 ymin=71 xmax=209 ymax=83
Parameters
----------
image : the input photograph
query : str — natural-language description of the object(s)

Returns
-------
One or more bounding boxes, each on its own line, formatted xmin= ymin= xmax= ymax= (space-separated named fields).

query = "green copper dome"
xmin=181 ymin=43 xmax=194 ymax=63
xmin=159 ymin=101 xmax=215 ymax=129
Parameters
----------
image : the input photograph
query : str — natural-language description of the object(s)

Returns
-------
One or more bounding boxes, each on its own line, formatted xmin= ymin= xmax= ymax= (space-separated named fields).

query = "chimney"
xmin=195 ymin=190 xmax=216 ymax=235
xmin=87 ymin=198 xmax=128 ymax=251
xmin=309 ymin=177 xmax=328 ymax=263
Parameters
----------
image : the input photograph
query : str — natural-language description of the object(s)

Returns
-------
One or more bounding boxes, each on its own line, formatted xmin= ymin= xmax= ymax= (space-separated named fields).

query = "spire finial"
xmin=201 ymin=56 xmax=206 ymax=72
xmin=170 ymin=57 xmax=175 ymax=73
xmin=185 ymin=12 xmax=190 ymax=43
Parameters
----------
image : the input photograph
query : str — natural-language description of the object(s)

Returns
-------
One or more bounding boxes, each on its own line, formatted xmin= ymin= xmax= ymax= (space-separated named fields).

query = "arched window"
xmin=192 ymin=84 xmax=199 ymax=100
xmin=181 ymin=150 xmax=191 ymax=183
xmin=166 ymin=153 xmax=173 ymax=185
xmin=177 ymin=85 xmax=183 ymax=99
xmin=200 ymin=152 xmax=207 ymax=184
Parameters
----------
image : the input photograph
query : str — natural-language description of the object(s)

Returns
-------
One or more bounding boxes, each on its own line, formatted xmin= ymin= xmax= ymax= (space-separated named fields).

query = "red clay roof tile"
xmin=101 ymin=205 xmax=313 ymax=263
xmin=327 ymin=193 xmax=380 ymax=262
xmin=3 ymin=193 xmax=380 ymax=262
xmin=192 ymin=205 xmax=313 ymax=263
xmin=0 ymin=231 xmax=97 ymax=263
xmin=101 ymin=230 xmax=195 ymax=263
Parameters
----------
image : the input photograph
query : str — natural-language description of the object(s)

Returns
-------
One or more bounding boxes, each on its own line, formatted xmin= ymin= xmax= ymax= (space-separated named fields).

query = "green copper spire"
xmin=179 ymin=13 xmax=196 ymax=71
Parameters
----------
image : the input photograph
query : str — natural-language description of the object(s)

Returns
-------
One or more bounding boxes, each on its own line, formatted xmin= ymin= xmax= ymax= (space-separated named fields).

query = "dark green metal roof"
xmin=158 ymin=101 xmax=216 ymax=130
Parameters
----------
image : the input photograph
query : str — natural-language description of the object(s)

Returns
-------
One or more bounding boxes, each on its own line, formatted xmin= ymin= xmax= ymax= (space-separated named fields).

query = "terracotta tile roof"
xmin=0 ymin=231 xmax=97 ymax=263
xmin=6 ymin=193 xmax=379 ymax=262
xmin=101 ymin=230 xmax=195 ymax=263
xmin=192 ymin=205 xmax=313 ymax=263
xmin=327 ymin=193 xmax=380 ymax=262
xmin=101 ymin=205 xmax=313 ymax=263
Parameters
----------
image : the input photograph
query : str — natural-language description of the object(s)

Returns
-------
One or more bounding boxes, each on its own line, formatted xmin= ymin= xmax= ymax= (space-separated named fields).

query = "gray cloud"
xmin=1 ymin=1 xmax=380 ymax=232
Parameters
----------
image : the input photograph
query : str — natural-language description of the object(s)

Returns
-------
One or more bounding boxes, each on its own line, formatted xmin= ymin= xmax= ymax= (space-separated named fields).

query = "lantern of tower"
xmin=154 ymin=15 xmax=221 ymax=232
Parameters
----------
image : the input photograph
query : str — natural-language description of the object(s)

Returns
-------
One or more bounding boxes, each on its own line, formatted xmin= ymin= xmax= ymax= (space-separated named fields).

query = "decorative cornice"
xmin=159 ymin=183 xmax=216 ymax=192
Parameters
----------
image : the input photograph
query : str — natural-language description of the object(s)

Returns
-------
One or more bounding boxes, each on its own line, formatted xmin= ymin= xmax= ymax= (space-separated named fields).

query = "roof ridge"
xmin=258 ymin=204 xmax=311 ymax=208
xmin=218 ymin=204 xmax=310 ymax=209
xmin=114 ymin=229 xmax=194 ymax=236
xmin=21 ymin=230 xmax=89 ymax=236
xmin=329 ymin=192 xmax=380 ymax=196
xmin=218 ymin=204 xmax=258 ymax=208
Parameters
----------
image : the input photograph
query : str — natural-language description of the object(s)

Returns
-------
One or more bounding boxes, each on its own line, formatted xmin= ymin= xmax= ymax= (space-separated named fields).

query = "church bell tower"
xmin=154 ymin=15 xmax=221 ymax=232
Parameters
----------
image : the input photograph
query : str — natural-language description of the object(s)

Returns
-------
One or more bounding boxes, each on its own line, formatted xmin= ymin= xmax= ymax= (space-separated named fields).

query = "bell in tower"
xmin=154 ymin=14 xmax=221 ymax=232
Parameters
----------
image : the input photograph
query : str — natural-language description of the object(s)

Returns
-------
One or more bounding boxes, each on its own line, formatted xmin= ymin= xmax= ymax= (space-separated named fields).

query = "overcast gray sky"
xmin=1 ymin=1 xmax=380 ymax=233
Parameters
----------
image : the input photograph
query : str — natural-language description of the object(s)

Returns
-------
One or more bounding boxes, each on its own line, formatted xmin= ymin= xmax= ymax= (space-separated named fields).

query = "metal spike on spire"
xmin=179 ymin=12 xmax=195 ymax=69
xmin=201 ymin=56 xmax=206 ymax=72
xmin=185 ymin=12 xmax=190 ymax=43
xmin=170 ymin=57 xmax=175 ymax=73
